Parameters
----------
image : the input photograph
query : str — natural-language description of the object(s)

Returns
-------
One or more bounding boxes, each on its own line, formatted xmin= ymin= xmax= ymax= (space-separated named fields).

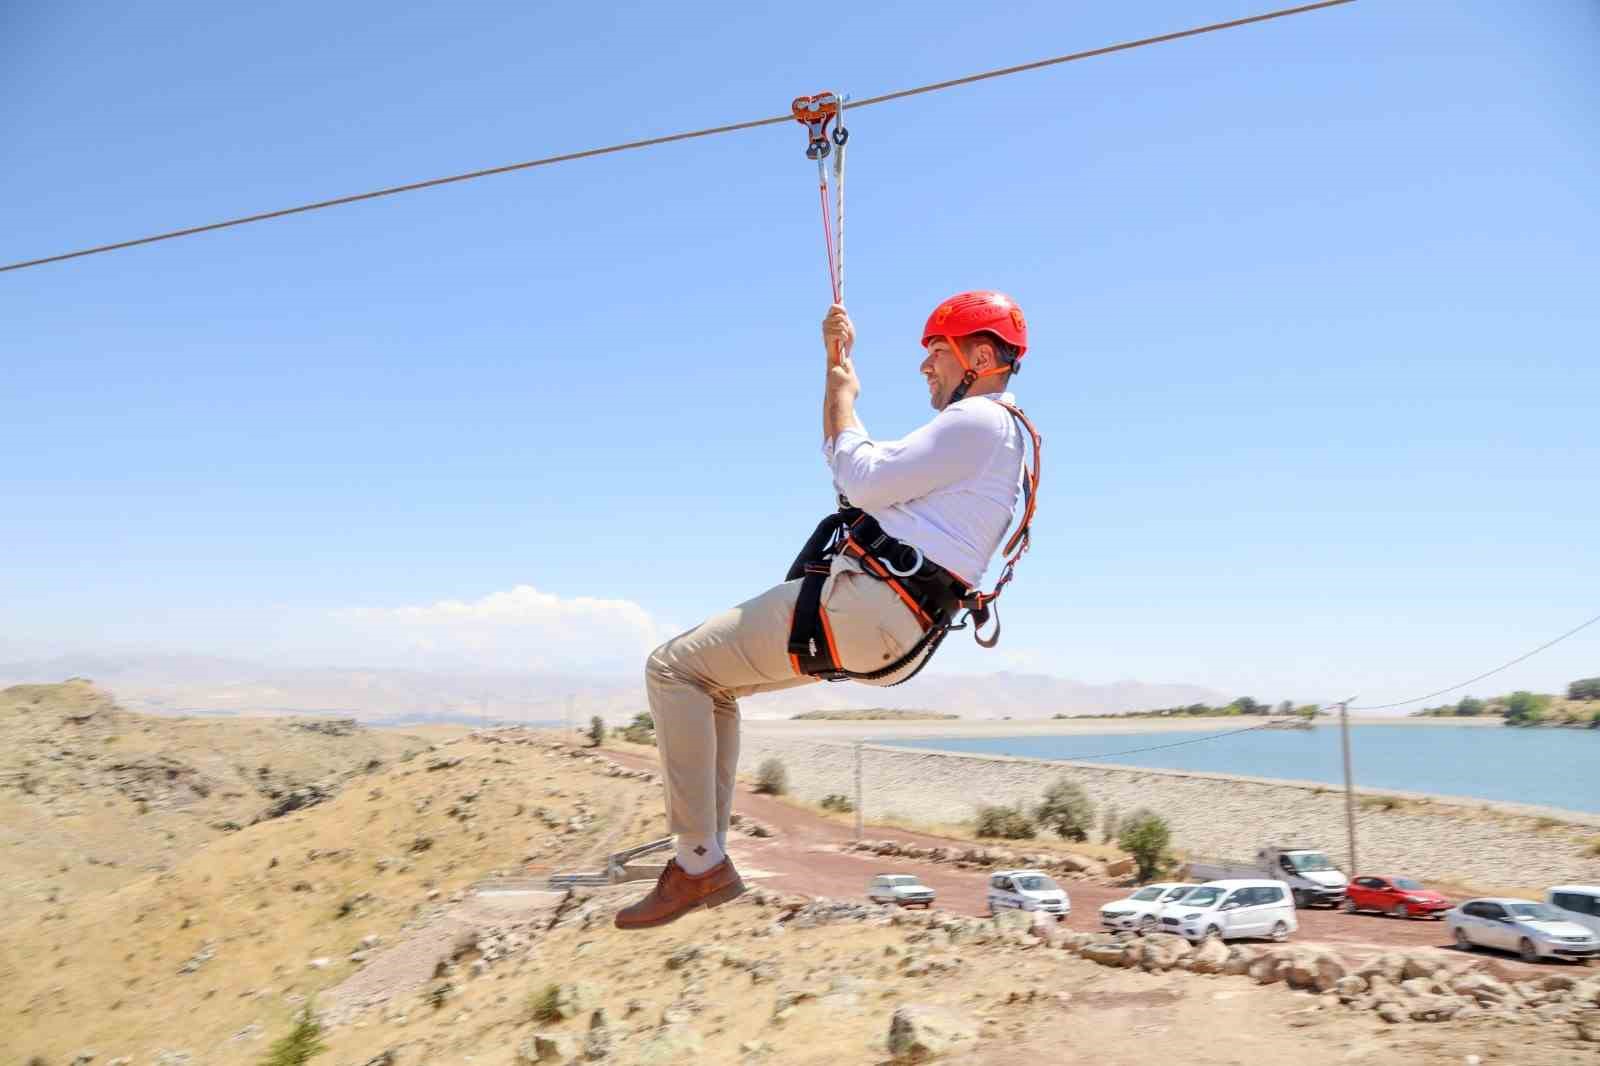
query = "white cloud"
xmin=331 ymin=584 xmax=666 ymax=673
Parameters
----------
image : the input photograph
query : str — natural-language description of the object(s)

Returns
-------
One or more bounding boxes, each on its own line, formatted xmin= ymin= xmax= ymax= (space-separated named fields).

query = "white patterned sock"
xmin=676 ymin=835 xmax=724 ymax=876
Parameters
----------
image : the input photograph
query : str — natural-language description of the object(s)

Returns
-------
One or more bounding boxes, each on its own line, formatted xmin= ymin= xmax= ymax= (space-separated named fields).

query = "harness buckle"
xmin=881 ymin=544 xmax=924 ymax=578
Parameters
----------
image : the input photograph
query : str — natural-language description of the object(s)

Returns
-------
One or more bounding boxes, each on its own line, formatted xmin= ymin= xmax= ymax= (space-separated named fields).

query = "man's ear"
xmin=971 ymin=341 xmax=997 ymax=372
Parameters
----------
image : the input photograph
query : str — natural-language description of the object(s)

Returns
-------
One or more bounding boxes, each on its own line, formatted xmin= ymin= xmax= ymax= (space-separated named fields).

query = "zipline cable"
xmin=1 ymin=0 xmax=1355 ymax=275
xmin=1349 ymin=609 xmax=1600 ymax=711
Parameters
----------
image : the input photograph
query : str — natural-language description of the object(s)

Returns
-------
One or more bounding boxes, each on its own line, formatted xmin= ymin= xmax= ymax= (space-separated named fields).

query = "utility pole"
xmin=1334 ymin=696 xmax=1358 ymax=874
xmin=565 ymin=694 xmax=574 ymax=741
xmin=854 ymin=741 xmax=864 ymax=841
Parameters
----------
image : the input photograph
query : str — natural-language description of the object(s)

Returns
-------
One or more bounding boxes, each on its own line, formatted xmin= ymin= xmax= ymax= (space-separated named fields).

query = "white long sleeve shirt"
xmin=822 ymin=392 xmax=1024 ymax=587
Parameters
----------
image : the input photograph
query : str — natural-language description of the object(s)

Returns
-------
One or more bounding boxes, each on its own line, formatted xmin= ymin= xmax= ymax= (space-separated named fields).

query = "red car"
xmin=1344 ymin=875 xmax=1451 ymax=919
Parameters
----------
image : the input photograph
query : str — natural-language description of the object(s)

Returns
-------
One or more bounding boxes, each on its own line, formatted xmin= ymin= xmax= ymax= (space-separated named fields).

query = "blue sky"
xmin=3 ymin=0 xmax=1597 ymax=706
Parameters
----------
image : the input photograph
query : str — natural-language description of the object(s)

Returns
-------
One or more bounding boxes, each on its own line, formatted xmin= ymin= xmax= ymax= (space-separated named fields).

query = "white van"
xmin=1157 ymin=879 xmax=1297 ymax=943
xmin=1546 ymin=886 xmax=1600 ymax=937
xmin=987 ymin=869 xmax=1070 ymax=919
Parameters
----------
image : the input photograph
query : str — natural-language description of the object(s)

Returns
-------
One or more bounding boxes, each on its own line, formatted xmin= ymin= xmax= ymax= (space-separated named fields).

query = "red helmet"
xmin=921 ymin=290 xmax=1028 ymax=360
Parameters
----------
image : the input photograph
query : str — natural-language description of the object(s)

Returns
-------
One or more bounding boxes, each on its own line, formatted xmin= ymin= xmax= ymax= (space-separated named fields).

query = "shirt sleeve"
xmin=826 ymin=402 xmax=1002 ymax=510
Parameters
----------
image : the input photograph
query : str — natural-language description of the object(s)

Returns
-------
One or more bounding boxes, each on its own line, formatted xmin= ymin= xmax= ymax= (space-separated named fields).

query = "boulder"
xmin=1334 ymin=975 xmax=1369 ymax=1000
xmin=1450 ymin=973 xmax=1513 ymax=1005
xmin=1080 ymin=941 xmax=1132 ymax=968
xmin=1356 ymin=953 xmax=1407 ymax=984
xmin=1408 ymin=995 xmax=1464 ymax=1023
xmin=1375 ymin=1002 xmax=1408 ymax=1025
xmin=1309 ymin=951 xmax=1346 ymax=993
xmin=1401 ymin=953 xmax=1446 ymax=981
xmin=633 ymin=1024 xmax=703 ymax=1063
xmin=519 ymin=1033 xmax=581 ymax=1063
xmin=1137 ymin=934 xmax=1194 ymax=972
xmin=1222 ymin=946 xmax=1258 ymax=976
xmin=887 ymin=1005 xmax=980 ymax=1062
xmin=989 ymin=909 xmax=1034 ymax=933
xmin=1249 ymin=954 xmax=1285 ymax=985
xmin=1189 ymin=937 xmax=1230 ymax=975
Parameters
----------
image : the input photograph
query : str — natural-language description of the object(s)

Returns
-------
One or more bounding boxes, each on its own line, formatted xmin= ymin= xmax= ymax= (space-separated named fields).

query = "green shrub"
xmin=259 ymin=1007 xmax=327 ymax=1066
xmin=1504 ymin=691 xmax=1551 ymax=726
xmin=1116 ymin=809 xmax=1173 ymax=883
xmin=819 ymin=793 xmax=855 ymax=813
xmin=754 ymin=759 xmax=789 ymax=796
xmin=618 ymin=711 xmax=656 ymax=745
xmin=1034 ymin=777 xmax=1095 ymax=842
xmin=1101 ymin=805 xmax=1121 ymax=844
xmin=529 ymin=982 xmax=562 ymax=1023
xmin=586 ymin=715 xmax=606 ymax=747
xmin=1359 ymin=794 xmax=1406 ymax=812
xmin=975 ymin=804 xmax=1036 ymax=840
xmin=1567 ymin=677 xmax=1600 ymax=701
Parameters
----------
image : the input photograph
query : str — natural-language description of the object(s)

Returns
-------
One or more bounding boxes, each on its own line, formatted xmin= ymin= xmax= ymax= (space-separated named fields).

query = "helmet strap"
xmin=942 ymin=334 xmax=1009 ymax=405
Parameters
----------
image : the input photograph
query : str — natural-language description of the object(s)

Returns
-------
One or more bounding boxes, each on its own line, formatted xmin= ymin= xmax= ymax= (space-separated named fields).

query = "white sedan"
xmin=1448 ymin=897 xmax=1600 ymax=963
xmin=1099 ymin=882 xmax=1199 ymax=934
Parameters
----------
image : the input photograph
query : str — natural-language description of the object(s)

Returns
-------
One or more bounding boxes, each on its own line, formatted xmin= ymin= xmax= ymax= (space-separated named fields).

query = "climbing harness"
xmin=791 ymin=92 xmax=849 ymax=304
xmin=785 ymin=398 xmax=1043 ymax=685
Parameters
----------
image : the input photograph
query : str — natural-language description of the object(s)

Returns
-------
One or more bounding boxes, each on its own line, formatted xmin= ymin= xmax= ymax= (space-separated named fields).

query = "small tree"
xmin=754 ymin=758 xmax=788 ymax=795
xmin=1568 ymin=677 xmax=1600 ymax=701
xmin=1503 ymin=691 xmax=1550 ymax=726
xmin=819 ymin=793 xmax=855 ymax=813
xmin=1455 ymin=696 xmax=1485 ymax=717
xmin=1117 ymin=808 xmax=1173 ymax=882
xmin=587 ymin=715 xmax=606 ymax=747
xmin=619 ymin=711 xmax=656 ymax=745
xmin=975 ymin=804 xmax=1036 ymax=840
xmin=1101 ymin=805 xmax=1121 ymax=844
xmin=1034 ymin=777 xmax=1095 ymax=842
xmin=259 ymin=1005 xmax=328 ymax=1066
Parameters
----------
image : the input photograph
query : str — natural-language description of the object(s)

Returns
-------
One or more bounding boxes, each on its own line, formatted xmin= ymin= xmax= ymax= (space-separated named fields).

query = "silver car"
xmin=1448 ymin=897 xmax=1600 ymax=963
xmin=868 ymin=873 xmax=936 ymax=909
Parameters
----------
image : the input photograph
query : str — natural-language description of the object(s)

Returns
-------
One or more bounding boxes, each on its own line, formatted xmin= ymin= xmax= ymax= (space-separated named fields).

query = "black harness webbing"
xmin=784 ymin=398 xmax=1042 ymax=687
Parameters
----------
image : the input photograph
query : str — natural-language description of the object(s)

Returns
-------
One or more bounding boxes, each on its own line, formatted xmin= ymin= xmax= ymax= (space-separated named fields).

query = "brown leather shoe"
xmin=614 ymin=857 xmax=746 ymax=930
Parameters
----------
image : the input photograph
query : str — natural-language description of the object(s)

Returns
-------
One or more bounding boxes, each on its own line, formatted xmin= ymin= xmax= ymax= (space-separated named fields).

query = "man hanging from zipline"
xmin=616 ymin=290 xmax=1041 ymax=929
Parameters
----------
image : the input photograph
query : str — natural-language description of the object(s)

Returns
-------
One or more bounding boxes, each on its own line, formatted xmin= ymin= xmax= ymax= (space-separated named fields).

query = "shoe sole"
xmin=614 ymin=879 xmax=748 ymax=931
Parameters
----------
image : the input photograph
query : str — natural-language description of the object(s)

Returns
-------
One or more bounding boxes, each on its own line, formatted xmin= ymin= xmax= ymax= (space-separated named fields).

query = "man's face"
xmin=919 ymin=339 xmax=965 ymax=411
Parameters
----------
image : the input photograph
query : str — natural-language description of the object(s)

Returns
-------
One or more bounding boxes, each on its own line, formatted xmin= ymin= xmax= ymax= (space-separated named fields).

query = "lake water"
xmin=873 ymin=724 xmax=1600 ymax=814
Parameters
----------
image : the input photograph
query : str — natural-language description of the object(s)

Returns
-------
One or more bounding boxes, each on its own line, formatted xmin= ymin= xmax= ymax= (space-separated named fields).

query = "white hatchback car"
xmin=867 ymin=873 xmax=936 ymax=909
xmin=1449 ymin=897 xmax=1600 ymax=962
xmin=1157 ymin=879 xmax=1297 ymax=943
xmin=987 ymin=869 xmax=1070 ymax=919
xmin=1099 ymin=883 xmax=1199 ymax=934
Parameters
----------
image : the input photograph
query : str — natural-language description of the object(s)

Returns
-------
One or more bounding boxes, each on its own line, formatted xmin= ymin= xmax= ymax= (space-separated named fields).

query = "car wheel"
xmin=1138 ymin=915 xmax=1157 ymax=935
xmin=1453 ymin=927 xmax=1475 ymax=952
xmin=1204 ymin=925 xmax=1223 ymax=942
xmin=1270 ymin=921 xmax=1290 ymax=943
xmin=1342 ymin=898 xmax=1358 ymax=915
xmin=1390 ymin=903 xmax=1410 ymax=919
xmin=1519 ymin=938 xmax=1540 ymax=964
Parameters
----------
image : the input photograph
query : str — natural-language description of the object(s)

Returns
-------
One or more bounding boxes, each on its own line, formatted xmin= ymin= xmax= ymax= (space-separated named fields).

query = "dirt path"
xmin=600 ymin=748 xmax=1571 ymax=976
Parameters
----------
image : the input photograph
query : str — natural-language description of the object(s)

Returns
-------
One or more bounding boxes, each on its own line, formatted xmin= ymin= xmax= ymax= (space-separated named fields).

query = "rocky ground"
xmin=2 ymin=685 xmax=1598 ymax=1065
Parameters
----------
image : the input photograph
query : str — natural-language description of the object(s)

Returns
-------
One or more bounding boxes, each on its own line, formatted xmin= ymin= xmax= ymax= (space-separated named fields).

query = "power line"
xmin=1 ymin=0 xmax=1356 ymax=275
xmin=1067 ymin=722 xmax=1278 ymax=760
xmin=1351 ymin=609 xmax=1600 ymax=711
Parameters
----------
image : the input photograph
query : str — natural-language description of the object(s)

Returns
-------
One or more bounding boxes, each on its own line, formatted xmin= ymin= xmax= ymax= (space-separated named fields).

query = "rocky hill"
xmin=0 ymin=681 xmax=466 ymax=928
xmin=2 ymin=690 xmax=1596 ymax=1065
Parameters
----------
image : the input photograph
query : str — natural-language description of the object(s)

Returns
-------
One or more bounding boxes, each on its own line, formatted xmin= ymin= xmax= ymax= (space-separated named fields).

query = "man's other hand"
xmin=822 ymin=303 xmax=855 ymax=367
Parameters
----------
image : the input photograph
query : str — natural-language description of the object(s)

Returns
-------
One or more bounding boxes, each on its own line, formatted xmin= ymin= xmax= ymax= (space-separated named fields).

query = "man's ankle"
xmin=675 ymin=835 xmax=725 ymax=876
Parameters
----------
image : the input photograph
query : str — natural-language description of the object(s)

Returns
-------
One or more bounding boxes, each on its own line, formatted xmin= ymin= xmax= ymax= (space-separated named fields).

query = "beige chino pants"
xmin=645 ymin=549 xmax=928 ymax=840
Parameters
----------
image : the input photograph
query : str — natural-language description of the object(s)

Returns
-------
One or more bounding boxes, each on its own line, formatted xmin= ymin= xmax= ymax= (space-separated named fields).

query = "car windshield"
xmin=1163 ymin=885 xmax=1197 ymax=900
xmin=884 ymin=877 xmax=918 ymax=886
xmin=1130 ymin=887 xmax=1165 ymax=902
xmin=1393 ymin=878 xmax=1424 ymax=891
xmin=1506 ymin=903 xmax=1562 ymax=921
xmin=1289 ymin=852 xmax=1335 ymax=872
xmin=1015 ymin=876 xmax=1059 ymax=892
xmin=1182 ymin=887 xmax=1224 ymax=907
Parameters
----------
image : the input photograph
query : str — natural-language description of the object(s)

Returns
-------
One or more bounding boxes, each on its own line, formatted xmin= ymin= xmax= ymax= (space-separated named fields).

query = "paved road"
xmin=602 ymin=749 xmax=1570 ymax=975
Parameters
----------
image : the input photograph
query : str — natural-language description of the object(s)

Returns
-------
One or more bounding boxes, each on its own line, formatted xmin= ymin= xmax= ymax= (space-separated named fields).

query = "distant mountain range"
xmin=0 ymin=653 xmax=1226 ymax=724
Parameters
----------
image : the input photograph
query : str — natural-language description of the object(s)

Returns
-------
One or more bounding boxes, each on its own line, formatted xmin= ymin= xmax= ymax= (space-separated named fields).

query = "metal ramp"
xmin=547 ymin=836 xmax=673 ymax=888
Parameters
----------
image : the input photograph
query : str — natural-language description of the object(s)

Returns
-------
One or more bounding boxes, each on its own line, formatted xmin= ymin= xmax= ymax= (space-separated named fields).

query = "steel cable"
xmin=2 ymin=0 xmax=1355 ymax=274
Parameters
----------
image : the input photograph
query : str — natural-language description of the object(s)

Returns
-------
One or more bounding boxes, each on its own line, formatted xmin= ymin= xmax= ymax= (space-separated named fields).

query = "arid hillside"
xmin=2 ymin=687 xmax=1596 ymax=1065
xmin=0 ymin=681 xmax=469 ymax=928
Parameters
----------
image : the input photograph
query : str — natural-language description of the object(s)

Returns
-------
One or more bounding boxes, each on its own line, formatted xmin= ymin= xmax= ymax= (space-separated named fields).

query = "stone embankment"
xmin=737 ymin=736 xmax=1600 ymax=888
